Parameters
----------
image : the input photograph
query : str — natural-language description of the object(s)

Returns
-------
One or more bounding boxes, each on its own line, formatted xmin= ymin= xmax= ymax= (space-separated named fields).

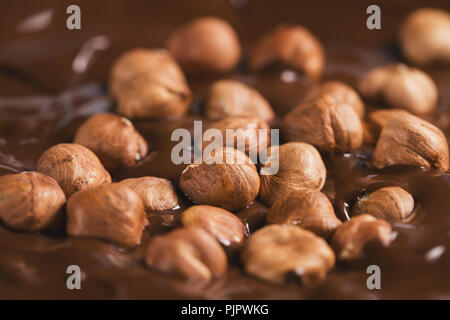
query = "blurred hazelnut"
xmin=260 ymin=142 xmax=326 ymax=206
xmin=119 ymin=177 xmax=179 ymax=212
xmin=110 ymin=48 xmax=192 ymax=119
xmin=36 ymin=143 xmax=111 ymax=197
xmin=283 ymin=94 xmax=363 ymax=152
xmin=331 ymin=214 xmax=392 ymax=261
xmin=74 ymin=113 xmax=148 ymax=171
xmin=167 ymin=17 xmax=241 ymax=74
xmin=146 ymin=227 xmax=227 ymax=281
xmin=249 ymin=24 xmax=325 ymax=79
xmin=365 ymin=109 xmax=410 ymax=143
xmin=304 ymin=81 xmax=365 ymax=118
xmin=204 ymin=80 xmax=275 ymax=122
xmin=67 ymin=183 xmax=147 ymax=247
xmin=359 ymin=63 xmax=438 ymax=114
xmin=179 ymin=147 xmax=260 ymax=212
xmin=267 ymin=189 xmax=341 ymax=239
xmin=353 ymin=186 xmax=414 ymax=222
xmin=0 ymin=172 xmax=66 ymax=231
xmin=372 ymin=113 xmax=449 ymax=171
xmin=181 ymin=205 xmax=247 ymax=246
xmin=399 ymin=8 xmax=450 ymax=65
xmin=241 ymin=225 xmax=335 ymax=284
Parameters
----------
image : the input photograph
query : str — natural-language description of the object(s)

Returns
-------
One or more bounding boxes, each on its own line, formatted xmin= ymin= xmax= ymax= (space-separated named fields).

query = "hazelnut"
xmin=146 ymin=227 xmax=227 ymax=281
xmin=179 ymin=147 xmax=260 ymax=212
xmin=241 ymin=225 xmax=335 ymax=284
xmin=353 ymin=186 xmax=414 ymax=222
xmin=331 ymin=214 xmax=392 ymax=261
xmin=67 ymin=183 xmax=147 ymax=247
xmin=372 ymin=113 xmax=449 ymax=171
xmin=0 ymin=172 xmax=66 ymax=231
xmin=167 ymin=17 xmax=241 ymax=74
xmin=267 ymin=189 xmax=341 ymax=239
xmin=249 ymin=24 xmax=325 ymax=79
xmin=36 ymin=143 xmax=111 ymax=197
xmin=260 ymin=142 xmax=326 ymax=206
xmin=204 ymin=80 xmax=275 ymax=122
xmin=283 ymin=94 xmax=363 ymax=153
xmin=119 ymin=176 xmax=179 ymax=212
xmin=208 ymin=116 xmax=271 ymax=157
xmin=399 ymin=8 xmax=450 ymax=65
xmin=303 ymin=81 xmax=365 ymax=118
xmin=110 ymin=48 xmax=192 ymax=119
xmin=180 ymin=205 xmax=247 ymax=246
xmin=359 ymin=63 xmax=438 ymax=114
xmin=74 ymin=113 xmax=148 ymax=171
xmin=365 ymin=109 xmax=410 ymax=143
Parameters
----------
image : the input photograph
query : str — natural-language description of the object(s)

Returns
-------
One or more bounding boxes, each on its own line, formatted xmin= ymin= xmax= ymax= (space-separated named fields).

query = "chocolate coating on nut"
xmin=67 ymin=183 xmax=147 ymax=247
xmin=241 ymin=225 xmax=335 ymax=284
xmin=36 ymin=143 xmax=111 ymax=197
xmin=74 ymin=113 xmax=148 ymax=171
xmin=146 ymin=227 xmax=227 ymax=281
xmin=267 ymin=189 xmax=341 ymax=239
xmin=0 ymin=172 xmax=66 ymax=231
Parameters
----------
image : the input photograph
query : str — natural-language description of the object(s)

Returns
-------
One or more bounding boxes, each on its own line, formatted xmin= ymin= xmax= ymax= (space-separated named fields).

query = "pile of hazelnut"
xmin=0 ymin=8 xmax=449 ymax=285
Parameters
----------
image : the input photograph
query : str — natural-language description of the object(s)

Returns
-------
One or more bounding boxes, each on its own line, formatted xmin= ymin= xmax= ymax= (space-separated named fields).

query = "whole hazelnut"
xmin=372 ymin=113 xmax=449 ymax=171
xmin=181 ymin=205 xmax=247 ymax=246
xmin=0 ymin=172 xmax=66 ymax=231
xmin=67 ymin=183 xmax=147 ymax=247
xmin=167 ymin=17 xmax=241 ymax=74
xmin=331 ymin=214 xmax=392 ymax=261
xmin=359 ymin=63 xmax=438 ymax=114
xmin=36 ymin=143 xmax=111 ymax=197
xmin=146 ymin=227 xmax=227 ymax=281
xmin=249 ymin=24 xmax=325 ymax=79
xmin=110 ymin=48 xmax=192 ymax=119
xmin=204 ymin=80 xmax=275 ymax=122
xmin=119 ymin=176 xmax=179 ymax=212
xmin=179 ymin=147 xmax=260 ymax=212
xmin=267 ymin=189 xmax=341 ymax=239
xmin=365 ymin=109 xmax=410 ymax=143
xmin=283 ymin=94 xmax=363 ymax=153
xmin=399 ymin=8 xmax=450 ymax=65
xmin=208 ymin=116 xmax=271 ymax=157
xmin=74 ymin=113 xmax=148 ymax=171
xmin=241 ymin=225 xmax=335 ymax=284
xmin=260 ymin=142 xmax=326 ymax=206
xmin=304 ymin=81 xmax=365 ymax=118
xmin=353 ymin=186 xmax=414 ymax=222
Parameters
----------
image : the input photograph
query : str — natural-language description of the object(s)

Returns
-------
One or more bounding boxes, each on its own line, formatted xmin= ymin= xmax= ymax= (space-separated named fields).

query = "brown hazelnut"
xmin=399 ymin=8 xmax=450 ymax=65
xmin=166 ymin=17 xmax=241 ymax=74
xmin=365 ymin=109 xmax=410 ymax=143
xmin=146 ymin=227 xmax=227 ymax=281
xmin=0 ymin=172 xmax=66 ymax=231
xmin=119 ymin=176 xmax=179 ymax=212
xmin=208 ymin=116 xmax=271 ymax=157
xmin=110 ymin=48 xmax=192 ymax=119
xmin=304 ymin=81 xmax=365 ymax=118
xmin=180 ymin=205 xmax=247 ymax=246
xmin=67 ymin=183 xmax=147 ymax=247
xmin=36 ymin=143 xmax=111 ymax=197
xmin=372 ymin=113 xmax=449 ymax=171
xmin=359 ymin=63 xmax=438 ymax=114
xmin=260 ymin=142 xmax=326 ymax=206
xmin=249 ymin=24 xmax=325 ymax=79
xmin=331 ymin=214 xmax=392 ymax=261
xmin=241 ymin=225 xmax=335 ymax=284
xmin=267 ymin=189 xmax=341 ymax=239
xmin=179 ymin=147 xmax=260 ymax=212
xmin=283 ymin=94 xmax=363 ymax=152
xmin=204 ymin=80 xmax=275 ymax=122
xmin=353 ymin=186 xmax=414 ymax=222
xmin=74 ymin=113 xmax=148 ymax=171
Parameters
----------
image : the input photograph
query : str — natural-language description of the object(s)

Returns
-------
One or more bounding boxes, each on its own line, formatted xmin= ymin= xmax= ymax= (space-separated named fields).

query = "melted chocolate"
xmin=1 ymin=0 xmax=450 ymax=299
